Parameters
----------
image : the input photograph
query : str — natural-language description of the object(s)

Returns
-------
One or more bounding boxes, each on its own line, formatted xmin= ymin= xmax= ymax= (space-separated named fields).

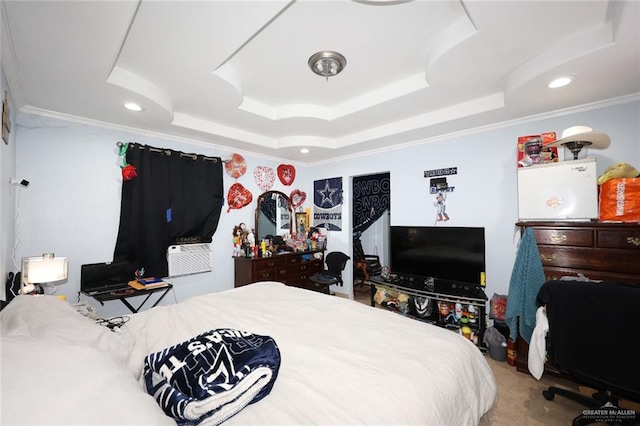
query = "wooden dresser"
xmin=234 ymin=250 xmax=325 ymax=292
xmin=514 ymin=221 xmax=640 ymax=374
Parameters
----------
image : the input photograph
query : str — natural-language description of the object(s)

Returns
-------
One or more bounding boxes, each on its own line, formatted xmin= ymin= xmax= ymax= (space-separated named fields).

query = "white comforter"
xmin=0 ymin=293 xmax=173 ymax=425
xmin=1 ymin=281 xmax=497 ymax=425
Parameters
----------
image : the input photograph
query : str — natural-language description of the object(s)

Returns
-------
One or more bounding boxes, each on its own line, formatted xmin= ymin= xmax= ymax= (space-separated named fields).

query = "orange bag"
xmin=599 ymin=178 xmax=640 ymax=222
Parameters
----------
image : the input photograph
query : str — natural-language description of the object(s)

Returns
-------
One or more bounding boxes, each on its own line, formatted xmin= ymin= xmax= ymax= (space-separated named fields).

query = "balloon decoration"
xmin=254 ymin=166 xmax=276 ymax=191
xmin=277 ymin=164 xmax=296 ymax=186
xmin=227 ymin=182 xmax=253 ymax=213
xmin=224 ymin=153 xmax=247 ymax=179
xmin=290 ymin=189 xmax=307 ymax=210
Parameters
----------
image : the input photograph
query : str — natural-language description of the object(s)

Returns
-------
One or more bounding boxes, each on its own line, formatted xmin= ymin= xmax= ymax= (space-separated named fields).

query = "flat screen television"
xmin=390 ymin=226 xmax=485 ymax=286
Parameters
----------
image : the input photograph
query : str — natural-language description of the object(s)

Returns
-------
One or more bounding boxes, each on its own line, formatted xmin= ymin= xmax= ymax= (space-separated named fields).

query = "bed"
xmin=1 ymin=281 xmax=497 ymax=425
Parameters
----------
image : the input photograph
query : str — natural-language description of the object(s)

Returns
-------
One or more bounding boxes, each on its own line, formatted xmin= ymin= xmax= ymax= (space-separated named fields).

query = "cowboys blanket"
xmin=143 ymin=328 xmax=281 ymax=425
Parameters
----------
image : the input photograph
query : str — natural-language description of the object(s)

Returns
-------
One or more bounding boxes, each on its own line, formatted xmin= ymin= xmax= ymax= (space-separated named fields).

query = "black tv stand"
xmin=369 ymin=275 xmax=487 ymax=351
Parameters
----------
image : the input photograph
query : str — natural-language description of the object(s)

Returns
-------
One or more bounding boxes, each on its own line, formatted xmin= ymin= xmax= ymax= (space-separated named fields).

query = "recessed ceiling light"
xmin=300 ymin=148 xmax=310 ymax=154
xmin=124 ymin=102 xmax=143 ymax=112
xmin=548 ymin=76 xmax=574 ymax=89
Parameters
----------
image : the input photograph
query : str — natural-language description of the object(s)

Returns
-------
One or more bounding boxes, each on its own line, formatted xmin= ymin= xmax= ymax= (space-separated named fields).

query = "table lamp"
xmin=21 ymin=253 xmax=68 ymax=295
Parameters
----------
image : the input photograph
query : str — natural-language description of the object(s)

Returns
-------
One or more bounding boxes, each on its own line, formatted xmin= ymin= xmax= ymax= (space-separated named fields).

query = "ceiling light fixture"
xmin=124 ymin=102 xmax=143 ymax=112
xmin=300 ymin=148 xmax=310 ymax=154
xmin=548 ymin=76 xmax=574 ymax=89
xmin=308 ymin=51 xmax=347 ymax=81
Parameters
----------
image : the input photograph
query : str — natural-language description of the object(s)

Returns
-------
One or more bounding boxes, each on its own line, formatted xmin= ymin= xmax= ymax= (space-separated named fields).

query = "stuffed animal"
xmin=597 ymin=162 xmax=640 ymax=185
xmin=232 ymin=225 xmax=246 ymax=246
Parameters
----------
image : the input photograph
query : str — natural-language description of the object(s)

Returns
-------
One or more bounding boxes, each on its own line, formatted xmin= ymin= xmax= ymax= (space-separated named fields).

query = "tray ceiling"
xmin=2 ymin=0 xmax=639 ymax=163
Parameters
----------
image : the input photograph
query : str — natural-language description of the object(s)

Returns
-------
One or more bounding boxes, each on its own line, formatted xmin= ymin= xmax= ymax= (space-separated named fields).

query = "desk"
xmin=80 ymin=284 xmax=173 ymax=313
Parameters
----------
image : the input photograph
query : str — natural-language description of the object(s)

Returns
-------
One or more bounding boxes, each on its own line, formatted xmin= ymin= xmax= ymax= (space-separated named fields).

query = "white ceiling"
xmin=2 ymin=0 xmax=639 ymax=164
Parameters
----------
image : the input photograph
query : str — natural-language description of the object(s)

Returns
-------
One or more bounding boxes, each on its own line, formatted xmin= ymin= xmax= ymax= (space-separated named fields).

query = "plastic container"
xmin=507 ymin=338 xmax=517 ymax=366
xmin=489 ymin=342 xmax=507 ymax=362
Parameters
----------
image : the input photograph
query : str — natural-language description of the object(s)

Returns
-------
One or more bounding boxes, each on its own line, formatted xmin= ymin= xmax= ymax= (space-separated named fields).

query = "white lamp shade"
xmin=22 ymin=254 xmax=68 ymax=284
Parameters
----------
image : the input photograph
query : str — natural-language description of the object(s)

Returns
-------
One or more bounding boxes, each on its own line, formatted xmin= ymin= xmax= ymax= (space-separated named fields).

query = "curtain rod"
xmin=116 ymin=141 xmax=220 ymax=162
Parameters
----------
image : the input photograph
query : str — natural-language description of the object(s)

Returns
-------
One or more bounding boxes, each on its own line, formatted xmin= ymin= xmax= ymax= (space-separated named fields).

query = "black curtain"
xmin=352 ymin=172 xmax=390 ymax=236
xmin=113 ymin=143 xmax=224 ymax=277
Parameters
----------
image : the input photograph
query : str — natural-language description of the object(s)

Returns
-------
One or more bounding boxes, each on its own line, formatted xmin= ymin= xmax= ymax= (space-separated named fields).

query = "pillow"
xmin=1 ymin=295 xmax=136 ymax=370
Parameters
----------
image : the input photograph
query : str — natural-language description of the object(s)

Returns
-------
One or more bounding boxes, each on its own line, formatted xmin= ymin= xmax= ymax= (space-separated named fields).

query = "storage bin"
xmin=489 ymin=342 xmax=507 ymax=362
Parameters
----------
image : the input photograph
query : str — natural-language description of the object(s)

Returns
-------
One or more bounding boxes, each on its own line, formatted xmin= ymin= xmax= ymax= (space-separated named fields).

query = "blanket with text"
xmin=143 ymin=328 xmax=281 ymax=425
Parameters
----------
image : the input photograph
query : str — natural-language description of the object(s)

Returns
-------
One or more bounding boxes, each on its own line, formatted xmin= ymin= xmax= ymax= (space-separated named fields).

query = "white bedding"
xmin=1 ymin=281 xmax=497 ymax=425
xmin=1 ymin=295 xmax=173 ymax=425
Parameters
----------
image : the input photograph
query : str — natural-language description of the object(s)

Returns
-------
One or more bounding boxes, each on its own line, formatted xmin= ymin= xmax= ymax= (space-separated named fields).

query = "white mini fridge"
xmin=517 ymin=158 xmax=598 ymax=221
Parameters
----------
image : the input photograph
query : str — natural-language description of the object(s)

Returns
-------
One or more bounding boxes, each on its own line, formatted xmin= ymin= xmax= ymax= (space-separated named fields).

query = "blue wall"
xmin=4 ymin=97 xmax=639 ymax=317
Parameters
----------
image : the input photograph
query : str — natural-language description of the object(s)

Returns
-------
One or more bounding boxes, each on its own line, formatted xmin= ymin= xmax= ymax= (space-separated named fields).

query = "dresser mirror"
xmin=255 ymin=191 xmax=293 ymax=242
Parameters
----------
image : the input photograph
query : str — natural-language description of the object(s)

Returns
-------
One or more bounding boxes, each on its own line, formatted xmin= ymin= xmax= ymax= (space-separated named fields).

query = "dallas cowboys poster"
xmin=313 ymin=177 xmax=343 ymax=231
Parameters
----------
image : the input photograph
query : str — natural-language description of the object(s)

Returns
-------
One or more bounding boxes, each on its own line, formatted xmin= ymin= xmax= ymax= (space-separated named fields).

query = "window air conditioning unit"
xmin=167 ymin=243 xmax=212 ymax=277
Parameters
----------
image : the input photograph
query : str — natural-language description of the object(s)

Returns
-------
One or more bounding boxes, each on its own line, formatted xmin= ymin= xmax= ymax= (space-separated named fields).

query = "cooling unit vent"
xmin=167 ymin=243 xmax=212 ymax=277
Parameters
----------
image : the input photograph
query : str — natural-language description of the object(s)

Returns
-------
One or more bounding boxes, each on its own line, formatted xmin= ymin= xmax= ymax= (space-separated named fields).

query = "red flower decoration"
xmin=122 ymin=164 xmax=137 ymax=181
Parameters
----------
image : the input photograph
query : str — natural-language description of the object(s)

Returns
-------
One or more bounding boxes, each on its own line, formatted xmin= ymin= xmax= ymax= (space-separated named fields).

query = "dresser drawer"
xmin=533 ymin=228 xmax=593 ymax=247
xmin=252 ymin=258 xmax=282 ymax=273
xmin=252 ymin=268 xmax=279 ymax=281
xmin=282 ymin=272 xmax=313 ymax=286
xmin=309 ymin=259 xmax=324 ymax=273
xmin=597 ymin=229 xmax=640 ymax=250
xmin=282 ymin=256 xmax=302 ymax=266
xmin=277 ymin=261 xmax=312 ymax=278
xmin=543 ymin=266 xmax=640 ymax=284
xmin=538 ymin=247 xmax=640 ymax=274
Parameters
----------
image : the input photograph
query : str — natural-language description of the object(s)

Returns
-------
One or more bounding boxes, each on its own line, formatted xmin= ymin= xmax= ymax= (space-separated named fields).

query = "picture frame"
xmin=2 ymin=91 xmax=10 ymax=145
xmin=295 ymin=212 xmax=309 ymax=235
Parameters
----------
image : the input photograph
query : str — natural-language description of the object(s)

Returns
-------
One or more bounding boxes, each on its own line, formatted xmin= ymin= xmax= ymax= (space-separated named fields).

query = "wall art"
xmin=313 ymin=177 xmax=343 ymax=231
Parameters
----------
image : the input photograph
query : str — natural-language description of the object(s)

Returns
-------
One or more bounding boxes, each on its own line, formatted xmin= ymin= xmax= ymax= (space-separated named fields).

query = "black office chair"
xmin=537 ymin=280 xmax=640 ymax=426
xmin=308 ymin=251 xmax=350 ymax=294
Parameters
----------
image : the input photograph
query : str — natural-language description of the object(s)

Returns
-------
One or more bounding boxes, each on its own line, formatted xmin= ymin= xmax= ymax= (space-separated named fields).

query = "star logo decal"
xmin=317 ymin=180 xmax=338 ymax=207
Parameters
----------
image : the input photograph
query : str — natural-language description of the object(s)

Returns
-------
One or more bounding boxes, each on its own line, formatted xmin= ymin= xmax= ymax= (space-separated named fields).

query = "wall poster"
xmin=424 ymin=166 xmax=457 ymax=224
xmin=313 ymin=177 xmax=343 ymax=231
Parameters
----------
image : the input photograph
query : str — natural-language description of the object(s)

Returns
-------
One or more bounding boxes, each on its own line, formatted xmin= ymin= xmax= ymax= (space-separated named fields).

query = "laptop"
xmin=80 ymin=261 xmax=139 ymax=295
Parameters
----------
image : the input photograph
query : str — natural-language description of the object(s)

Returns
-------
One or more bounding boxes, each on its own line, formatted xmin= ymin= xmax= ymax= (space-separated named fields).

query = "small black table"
xmin=80 ymin=284 xmax=173 ymax=313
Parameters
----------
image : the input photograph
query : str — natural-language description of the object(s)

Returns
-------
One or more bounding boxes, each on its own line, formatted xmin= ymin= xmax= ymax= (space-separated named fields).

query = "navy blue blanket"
xmin=144 ymin=329 xmax=281 ymax=425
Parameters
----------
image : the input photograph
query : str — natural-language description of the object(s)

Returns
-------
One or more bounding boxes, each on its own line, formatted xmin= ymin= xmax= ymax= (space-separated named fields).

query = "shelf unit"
xmin=369 ymin=276 xmax=487 ymax=351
